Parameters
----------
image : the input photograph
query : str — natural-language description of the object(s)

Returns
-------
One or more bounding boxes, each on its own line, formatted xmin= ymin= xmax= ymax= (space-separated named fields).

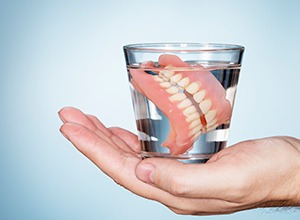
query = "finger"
xmin=60 ymin=122 xmax=175 ymax=202
xmin=107 ymin=127 xmax=140 ymax=155
xmin=86 ymin=114 xmax=113 ymax=137
xmin=60 ymin=122 xmax=138 ymax=181
xmin=86 ymin=114 xmax=138 ymax=153
xmin=59 ymin=107 xmax=97 ymax=129
xmin=135 ymin=157 xmax=235 ymax=200
xmin=59 ymin=107 xmax=133 ymax=152
xmin=109 ymin=127 xmax=141 ymax=152
xmin=135 ymin=158 xmax=250 ymax=213
xmin=58 ymin=106 xmax=110 ymax=138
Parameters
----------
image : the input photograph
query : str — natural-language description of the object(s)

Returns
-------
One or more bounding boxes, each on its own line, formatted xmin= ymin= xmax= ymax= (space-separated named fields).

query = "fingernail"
xmin=60 ymin=127 xmax=69 ymax=140
xmin=58 ymin=112 xmax=66 ymax=123
xmin=136 ymin=162 xmax=155 ymax=184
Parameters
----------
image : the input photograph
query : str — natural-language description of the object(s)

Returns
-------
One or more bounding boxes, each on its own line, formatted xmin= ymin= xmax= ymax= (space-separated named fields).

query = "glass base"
xmin=141 ymin=151 xmax=211 ymax=163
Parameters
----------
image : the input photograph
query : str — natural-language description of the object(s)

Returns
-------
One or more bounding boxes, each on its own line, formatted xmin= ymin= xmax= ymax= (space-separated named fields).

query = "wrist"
xmin=287 ymin=137 xmax=300 ymax=206
xmin=260 ymin=163 xmax=300 ymax=207
xmin=260 ymin=137 xmax=300 ymax=207
xmin=288 ymin=158 xmax=300 ymax=206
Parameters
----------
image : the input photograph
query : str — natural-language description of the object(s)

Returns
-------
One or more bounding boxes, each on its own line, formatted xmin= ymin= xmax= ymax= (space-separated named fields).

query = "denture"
xmin=130 ymin=54 xmax=231 ymax=155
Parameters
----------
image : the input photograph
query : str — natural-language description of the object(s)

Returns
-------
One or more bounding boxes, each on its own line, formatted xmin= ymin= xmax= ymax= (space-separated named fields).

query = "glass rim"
xmin=123 ymin=42 xmax=244 ymax=52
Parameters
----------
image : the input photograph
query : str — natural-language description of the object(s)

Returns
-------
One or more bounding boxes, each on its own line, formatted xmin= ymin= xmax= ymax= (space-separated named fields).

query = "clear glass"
xmin=123 ymin=43 xmax=244 ymax=163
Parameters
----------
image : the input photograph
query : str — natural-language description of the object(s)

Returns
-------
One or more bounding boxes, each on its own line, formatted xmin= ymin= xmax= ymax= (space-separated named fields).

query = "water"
xmin=128 ymin=62 xmax=240 ymax=163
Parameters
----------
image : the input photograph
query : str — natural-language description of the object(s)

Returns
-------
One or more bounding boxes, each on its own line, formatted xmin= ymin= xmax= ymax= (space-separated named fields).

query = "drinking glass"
xmin=123 ymin=43 xmax=244 ymax=163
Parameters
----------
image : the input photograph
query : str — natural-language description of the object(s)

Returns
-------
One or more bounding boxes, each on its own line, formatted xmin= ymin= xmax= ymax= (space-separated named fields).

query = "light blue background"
xmin=1 ymin=0 xmax=299 ymax=219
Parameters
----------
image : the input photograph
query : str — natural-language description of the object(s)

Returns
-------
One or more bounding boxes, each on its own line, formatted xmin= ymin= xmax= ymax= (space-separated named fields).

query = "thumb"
xmin=135 ymin=158 xmax=228 ymax=198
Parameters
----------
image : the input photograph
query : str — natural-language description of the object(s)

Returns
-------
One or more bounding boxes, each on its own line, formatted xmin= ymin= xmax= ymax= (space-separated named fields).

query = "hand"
xmin=58 ymin=107 xmax=300 ymax=215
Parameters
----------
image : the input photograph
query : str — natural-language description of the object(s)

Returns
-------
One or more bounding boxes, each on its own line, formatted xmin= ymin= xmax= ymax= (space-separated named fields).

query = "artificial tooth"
xmin=169 ymin=93 xmax=186 ymax=102
xmin=177 ymin=99 xmax=193 ymax=109
xmin=153 ymin=75 xmax=164 ymax=82
xmin=193 ymin=90 xmax=206 ymax=103
xmin=161 ymin=75 xmax=169 ymax=81
xmin=160 ymin=69 xmax=174 ymax=78
xmin=189 ymin=125 xmax=202 ymax=137
xmin=164 ymin=65 xmax=173 ymax=69
xmin=160 ymin=82 xmax=172 ymax=88
xmin=170 ymin=74 xmax=182 ymax=83
xmin=183 ymin=105 xmax=197 ymax=116
xmin=206 ymin=123 xmax=219 ymax=132
xmin=206 ymin=118 xmax=217 ymax=128
xmin=199 ymin=99 xmax=212 ymax=114
xmin=166 ymin=86 xmax=180 ymax=94
xmin=186 ymin=112 xmax=200 ymax=122
xmin=189 ymin=119 xmax=201 ymax=129
xmin=186 ymin=82 xmax=200 ymax=94
xmin=177 ymin=77 xmax=190 ymax=88
xmin=205 ymin=110 xmax=217 ymax=123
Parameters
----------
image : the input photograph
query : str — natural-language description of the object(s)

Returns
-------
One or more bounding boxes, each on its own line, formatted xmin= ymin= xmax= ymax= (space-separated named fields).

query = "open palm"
xmin=59 ymin=107 xmax=300 ymax=215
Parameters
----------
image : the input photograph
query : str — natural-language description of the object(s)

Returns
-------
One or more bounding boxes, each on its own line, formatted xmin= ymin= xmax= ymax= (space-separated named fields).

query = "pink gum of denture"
xmin=130 ymin=54 xmax=231 ymax=155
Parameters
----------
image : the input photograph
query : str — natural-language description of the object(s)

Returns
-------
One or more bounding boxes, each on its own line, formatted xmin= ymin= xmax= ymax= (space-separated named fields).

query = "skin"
xmin=58 ymin=107 xmax=300 ymax=215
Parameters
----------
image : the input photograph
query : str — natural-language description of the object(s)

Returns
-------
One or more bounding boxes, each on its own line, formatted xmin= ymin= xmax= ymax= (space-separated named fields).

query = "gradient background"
xmin=1 ymin=0 xmax=299 ymax=219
